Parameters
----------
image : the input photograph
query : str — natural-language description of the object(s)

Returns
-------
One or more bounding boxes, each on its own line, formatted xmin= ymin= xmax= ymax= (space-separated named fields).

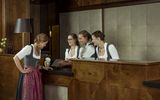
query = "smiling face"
xmin=78 ymin=34 xmax=87 ymax=46
xmin=92 ymin=35 xmax=100 ymax=46
xmin=67 ymin=35 xmax=76 ymax=46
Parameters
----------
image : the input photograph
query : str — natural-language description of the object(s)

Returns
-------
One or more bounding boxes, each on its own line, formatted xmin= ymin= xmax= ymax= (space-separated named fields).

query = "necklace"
xmin=98 ymin=47 xmax=105 ymax=56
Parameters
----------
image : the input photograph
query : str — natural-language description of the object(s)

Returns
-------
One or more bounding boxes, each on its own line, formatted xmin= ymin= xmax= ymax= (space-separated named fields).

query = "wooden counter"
xmin=70 ymin=59 xmax=160 ymax=100
xmin=1 ymin=55 xmax=160 ymax=100
xmin=0 ymin=54 xmax=19 ymax=100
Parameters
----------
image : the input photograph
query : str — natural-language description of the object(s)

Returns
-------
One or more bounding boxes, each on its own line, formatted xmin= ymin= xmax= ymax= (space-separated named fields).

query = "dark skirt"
xmin=15 ymin=67 xmax=43 ymax=100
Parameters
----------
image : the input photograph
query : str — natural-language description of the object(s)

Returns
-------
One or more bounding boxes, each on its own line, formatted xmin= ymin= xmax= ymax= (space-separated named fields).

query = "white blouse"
xmin=78 ymin=42 xmax=95 ymax=59
xmin=15 ymin=44 xmax=41 ymax=60
xmin=65 ymin=46 xmax=79 ymax=60
xmin=96 ymin=43 xmax=119 ymax=60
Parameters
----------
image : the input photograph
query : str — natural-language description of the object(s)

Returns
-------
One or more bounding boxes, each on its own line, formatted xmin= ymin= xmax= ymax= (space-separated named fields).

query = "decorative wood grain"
xmin=58 ymin=0 xmax=160 ymax=12
xmin=43 ymin=74 xmax=73 ymax=87
xmin=71 ymin=59 xmax=160 ymax=100
xmin=1 ymin=0 xmax=30 ymax=53
xmin=51 ymin=25 xmax=60 ymax=59
xmin=0 ymin=0 xmax=2 ymax=39
xmin=0 ymin=54 xmax=19 ymax=100
xmin=72 ymin=61 xmax=105 ymax=83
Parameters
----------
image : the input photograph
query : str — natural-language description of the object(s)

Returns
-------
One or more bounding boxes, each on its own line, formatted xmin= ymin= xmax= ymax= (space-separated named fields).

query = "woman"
xmin=13 ymin=33 xmax=49 ymax=100
xmin=78 ymin=30 xmax=95 ymax=59
xmin=65 ymin=33 xmax=80 ymax=60
xmin=92 ymin=30 xmax=119 ymax=60
xmin=53 ymin=33 xmax=79 ymax=67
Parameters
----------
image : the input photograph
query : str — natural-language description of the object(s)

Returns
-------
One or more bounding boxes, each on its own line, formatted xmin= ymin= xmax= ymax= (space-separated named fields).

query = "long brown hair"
xmin=34 ymin=33 xmax=49 ymax=55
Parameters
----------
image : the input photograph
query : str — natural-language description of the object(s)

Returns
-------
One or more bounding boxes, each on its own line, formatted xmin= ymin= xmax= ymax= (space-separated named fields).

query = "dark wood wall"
xmin=0 ymin=0 xmax=30 ymax=53
xmin=0 ymin=55 xmax=19 ymax=100
xmin=0 ymin=0 xmax=2 ymax=39
xmin=61 ymin=0 xmax=128 ymax=7
xmin=57 ymin=0 xmax=160 ymax=12
xmin=30 ymin=1 xmax=60 ymax=58
xmin=0 ymin=0 xmax=60 ymax=57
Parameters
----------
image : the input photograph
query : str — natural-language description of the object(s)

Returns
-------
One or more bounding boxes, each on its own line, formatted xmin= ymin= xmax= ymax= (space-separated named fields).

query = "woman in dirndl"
xmin=13 ymin=33 xmax=49 ymax=100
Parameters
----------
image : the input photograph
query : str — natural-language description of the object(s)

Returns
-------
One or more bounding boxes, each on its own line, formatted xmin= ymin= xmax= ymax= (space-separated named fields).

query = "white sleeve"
xmin=65 ymin=48 xmax=69 ymax=60
xmin=15 ymin=45 xmax=32 ymax=60
xmin=108 ymin=44 xmax=119 ymax=60
xmin=87 ymin=45 xmax=95 ymax=57
xmin=78 ymin=47 xmax=83 ymax=59
xmin=83 ymin=45 xmax=95 ymax=58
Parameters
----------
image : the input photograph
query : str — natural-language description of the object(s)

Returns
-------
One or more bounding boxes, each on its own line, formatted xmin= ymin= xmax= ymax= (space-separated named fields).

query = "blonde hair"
xmin=34 ymin=33 xmax=49 ymax=43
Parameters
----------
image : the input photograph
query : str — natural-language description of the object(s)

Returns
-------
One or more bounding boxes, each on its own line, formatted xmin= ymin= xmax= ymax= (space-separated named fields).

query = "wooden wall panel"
xmin=70 ymin=59 xmax=160 ymax=100
xmin=58 ymin=0 xmax=160 ymax=12
xmin=0 ymin=55 xmax=19 ymax=100
xmin=0 ymin=0 xmax=2 ymax=39
xmin=51 ymin=25 xmax=60 ymax=59
xmin=68 ymin=0 xmax=129 ymax=7
xmin=30 ymin=4 xmax=40 ymax=38
xmin=1 ymin=0 xmax=30 ymax=54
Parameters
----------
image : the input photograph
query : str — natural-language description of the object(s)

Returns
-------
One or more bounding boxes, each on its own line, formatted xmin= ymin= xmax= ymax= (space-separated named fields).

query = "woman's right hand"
xmin=21 ymin=67 xmax=32 ymax=74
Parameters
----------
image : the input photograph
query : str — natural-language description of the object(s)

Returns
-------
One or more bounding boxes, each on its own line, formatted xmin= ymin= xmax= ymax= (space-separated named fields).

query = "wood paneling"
xmin=50 ymin=25 xmax=60 ymax=59
xmin=43 ymin=74 xmax=73 ymax=87
xmin=72 ymin=62 xmax=105 ymax=83
xmin=1 ymin=0 xmax=30 ymax=53
xmin=30 ymin=4 xmax=40 ymax=40
xmin=58 ymin=0 xmax=160 ymax=12
xmin=0 ymin=0 xmax=2 ymax=39
xmin=70 ymin=59 xmax=160 ymax=100
xmin=0 ymin=54 xmax=19 ymax=100
xmin=30 ymin=2 xmax=60 ymax=57
xmin=42 ymin=59 xmax=160 ymax=100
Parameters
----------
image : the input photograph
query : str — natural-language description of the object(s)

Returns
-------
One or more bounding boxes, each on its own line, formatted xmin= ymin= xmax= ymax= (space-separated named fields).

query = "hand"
xmin=21 ymin=67 xmax=32 ymax=74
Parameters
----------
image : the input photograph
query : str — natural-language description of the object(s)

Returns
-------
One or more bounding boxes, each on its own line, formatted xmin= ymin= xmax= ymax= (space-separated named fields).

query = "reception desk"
xmin=1 ymin=54 xmax=160 ymax=100
xmin=70 ymin=59 xmax=160 ymax=100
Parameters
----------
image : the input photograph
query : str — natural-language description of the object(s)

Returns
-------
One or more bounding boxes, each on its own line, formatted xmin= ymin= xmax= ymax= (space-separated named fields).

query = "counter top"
xmin=71 ymin=59 xmax=160 ymax=66
xmin=1 ymin=54 xmax=160 ymax=66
